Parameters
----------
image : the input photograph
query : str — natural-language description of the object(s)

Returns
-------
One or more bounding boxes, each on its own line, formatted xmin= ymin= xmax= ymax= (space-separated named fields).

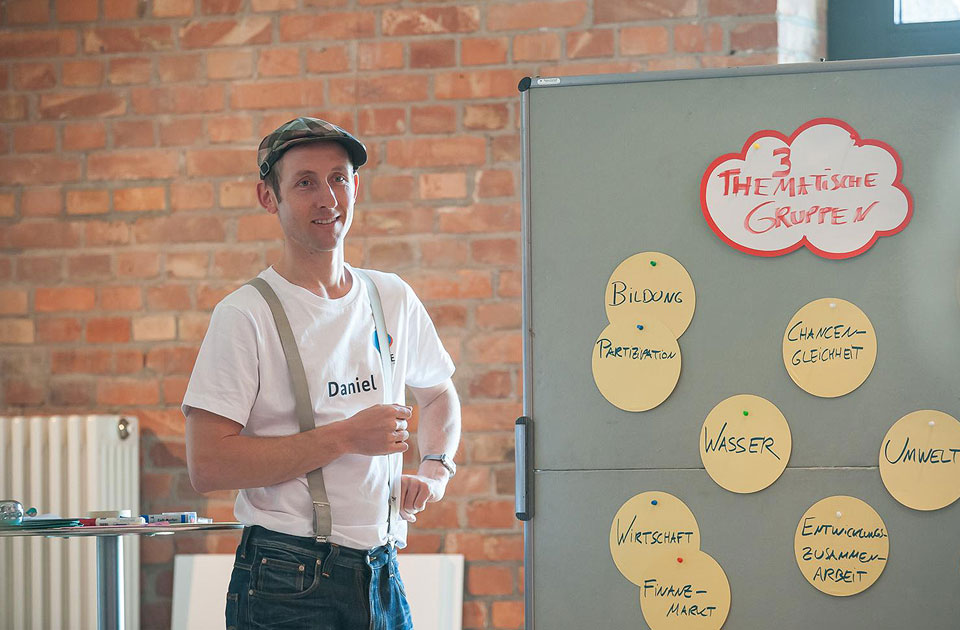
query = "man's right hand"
xmin=185 ymin=404 xmax=413 ymax=493
xmin=342 ymin=404 xmax=412 ymax=456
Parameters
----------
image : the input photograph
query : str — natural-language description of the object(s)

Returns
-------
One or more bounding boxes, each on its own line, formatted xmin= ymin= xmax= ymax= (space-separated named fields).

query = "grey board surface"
xmin=532 ymin=468 xmax=960 ymax=629
xmin=523 ymin=56 xmax=960 ymax=630
xmin=527 ymin=60 xmax=960 ymax=471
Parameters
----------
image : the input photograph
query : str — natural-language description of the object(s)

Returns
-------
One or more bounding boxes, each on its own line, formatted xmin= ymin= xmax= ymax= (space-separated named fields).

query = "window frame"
xmin=828 ymin=0 xmax=960 ymax=60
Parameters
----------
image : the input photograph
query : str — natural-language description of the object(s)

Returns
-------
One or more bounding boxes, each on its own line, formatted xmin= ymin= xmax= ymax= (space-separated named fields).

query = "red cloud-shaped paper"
xmin=700 ymin=118 xmax=912 ymax=259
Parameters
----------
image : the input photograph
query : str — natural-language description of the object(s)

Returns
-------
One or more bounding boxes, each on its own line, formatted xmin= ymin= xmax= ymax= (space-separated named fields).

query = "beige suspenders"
xmin=245 ymin=270 xmax=397 ymax=545
xmin=352 ymin=268 xmax=402 ymax=538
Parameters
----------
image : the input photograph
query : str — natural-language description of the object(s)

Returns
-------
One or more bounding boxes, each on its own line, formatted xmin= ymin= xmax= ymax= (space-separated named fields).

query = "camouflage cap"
xmin=257 ymin=117 xmax=367 ymax=179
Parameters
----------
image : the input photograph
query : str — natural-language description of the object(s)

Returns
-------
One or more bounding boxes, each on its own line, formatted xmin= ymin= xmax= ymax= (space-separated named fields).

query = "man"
xmin=182 ymin=117 xmax=461 ymax=629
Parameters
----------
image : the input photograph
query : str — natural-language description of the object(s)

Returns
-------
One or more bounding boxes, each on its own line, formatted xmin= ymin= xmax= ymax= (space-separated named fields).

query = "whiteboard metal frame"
xmin=521 ymin=52 xmax=960 ymax=91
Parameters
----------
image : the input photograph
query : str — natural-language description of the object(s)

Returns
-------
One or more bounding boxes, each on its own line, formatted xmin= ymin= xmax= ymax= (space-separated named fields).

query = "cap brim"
xmin=271 ymin=136 xmax=367 ymax=171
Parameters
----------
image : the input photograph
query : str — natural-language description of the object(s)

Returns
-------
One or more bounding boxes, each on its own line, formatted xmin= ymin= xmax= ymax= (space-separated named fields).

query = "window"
xmin=894 ymin=0 xmax=960 ymax=24
xmin=829 ymin=0 xmax=960 ymax=60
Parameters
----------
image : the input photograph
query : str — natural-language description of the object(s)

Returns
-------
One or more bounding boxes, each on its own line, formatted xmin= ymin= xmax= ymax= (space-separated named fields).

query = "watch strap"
xmin=421 ymin=453 xmax=456 ymax=476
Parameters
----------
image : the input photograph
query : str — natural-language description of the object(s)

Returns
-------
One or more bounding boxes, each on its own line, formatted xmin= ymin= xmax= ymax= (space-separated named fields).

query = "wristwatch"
xmin=421 ymin=453 xmax=456 ymax=477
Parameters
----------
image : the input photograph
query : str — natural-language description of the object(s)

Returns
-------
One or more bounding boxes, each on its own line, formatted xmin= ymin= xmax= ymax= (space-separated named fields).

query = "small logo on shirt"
xmin=372 ymin=331 xmax=396 ymax=364
xmin=328 ymin=374 xmax=377 ymax=397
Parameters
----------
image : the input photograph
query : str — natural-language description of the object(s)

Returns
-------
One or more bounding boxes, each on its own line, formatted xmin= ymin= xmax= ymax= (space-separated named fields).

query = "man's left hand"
xmin=399 ymin=474 xmax=447 ymax=522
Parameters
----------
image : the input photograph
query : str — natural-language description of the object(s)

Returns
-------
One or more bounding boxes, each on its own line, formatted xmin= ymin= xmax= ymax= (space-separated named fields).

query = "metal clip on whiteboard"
xmin=515 ymin=417 xmax=534 ymax=521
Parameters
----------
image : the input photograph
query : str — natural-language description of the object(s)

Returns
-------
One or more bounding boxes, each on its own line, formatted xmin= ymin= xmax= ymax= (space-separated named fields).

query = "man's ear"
xmin=352 ymin=172 xmax=360 ymax=201
xmin=256 ymin=181 xmax=277 ymax=214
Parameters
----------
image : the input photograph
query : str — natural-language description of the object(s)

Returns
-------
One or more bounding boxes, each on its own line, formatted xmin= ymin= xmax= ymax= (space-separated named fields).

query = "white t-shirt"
xmin=181 ymin=265 xmax=455 ymax=549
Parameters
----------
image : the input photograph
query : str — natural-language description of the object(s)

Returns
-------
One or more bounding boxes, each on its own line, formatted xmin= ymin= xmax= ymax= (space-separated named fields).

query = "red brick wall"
xmin=0 ymin=1 xmax=823 ymax=628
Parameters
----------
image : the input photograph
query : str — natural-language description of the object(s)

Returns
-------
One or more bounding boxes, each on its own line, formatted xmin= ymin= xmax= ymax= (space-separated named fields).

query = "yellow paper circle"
xmin=592 ymin=319 xmax=682 ymax=412
xmin=609 ymin=491 xmax=701 ymax=586
xmin=700 ymin=394 xmax=792 ymax=494
xmin=794 ymin=496 xmax=889 ymax=596
xmin=605 ymin=252 xmax=696 ymax=338
xmin=639 ymin=550 xmax=731 ymax=630
xmin=782 ymin=298 xmax=877 ymax=398
xmin=879 ymin=410 xmax=960 ymax=511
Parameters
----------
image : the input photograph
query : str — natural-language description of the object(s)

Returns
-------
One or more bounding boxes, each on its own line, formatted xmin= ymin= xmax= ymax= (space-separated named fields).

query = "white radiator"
xmin=0 ymin=415 xmax=140 ymax=630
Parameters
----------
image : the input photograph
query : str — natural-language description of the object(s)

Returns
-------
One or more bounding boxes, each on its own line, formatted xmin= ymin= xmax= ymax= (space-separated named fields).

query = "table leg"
xmin=96 ymin=535 xmax=125 ymax=630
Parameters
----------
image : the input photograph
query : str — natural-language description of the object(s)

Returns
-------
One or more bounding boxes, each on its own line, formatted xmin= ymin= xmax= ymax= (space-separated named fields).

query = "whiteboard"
xmin=520 ymin=55 xmax=960 ymax=629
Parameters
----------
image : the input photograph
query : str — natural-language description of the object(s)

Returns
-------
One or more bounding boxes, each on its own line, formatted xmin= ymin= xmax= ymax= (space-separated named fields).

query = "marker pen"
xmin=79 ymin=516 xmax=146 ymax=526
xmin=142 ymin=512 xmax=197 ymax=524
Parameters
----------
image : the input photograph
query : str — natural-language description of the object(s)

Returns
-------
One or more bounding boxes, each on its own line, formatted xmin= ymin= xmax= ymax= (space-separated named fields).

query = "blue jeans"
xmin=226 ymin=526 xmax=413 ymax=630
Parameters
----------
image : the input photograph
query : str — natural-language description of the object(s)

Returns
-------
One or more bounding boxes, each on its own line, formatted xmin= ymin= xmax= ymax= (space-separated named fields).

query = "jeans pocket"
xmin=225 ymin=592 xmax=239 ymax=630
xmin=391 ymin=559 xmax=407 ymax=599
xmin=250 ymin=545 xmax=322 ymax=600
xmin=387 ymin=559 xmax=413 ymax=629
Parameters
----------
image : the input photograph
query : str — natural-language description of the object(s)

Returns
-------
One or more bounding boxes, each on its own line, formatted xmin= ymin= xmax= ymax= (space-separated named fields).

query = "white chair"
xmin=171 ymin=554 xmax=234 ymax=630
xmin=397 ymin=553 xmax=464 ymax=630
xmin=172 ymin=552 xmax=464 ymax=630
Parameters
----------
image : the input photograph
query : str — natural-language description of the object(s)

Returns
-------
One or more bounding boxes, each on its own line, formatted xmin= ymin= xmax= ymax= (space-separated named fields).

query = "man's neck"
xmin=273 ymin=249 xmax=352 ymax=299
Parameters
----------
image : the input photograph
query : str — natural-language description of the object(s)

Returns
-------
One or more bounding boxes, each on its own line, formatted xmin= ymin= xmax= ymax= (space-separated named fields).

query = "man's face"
xmin=262 ymin=141 xmax=359 ymax=255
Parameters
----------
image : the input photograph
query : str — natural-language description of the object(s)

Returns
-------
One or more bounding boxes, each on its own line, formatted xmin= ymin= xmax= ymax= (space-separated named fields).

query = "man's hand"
xmin=342 ymin=404 xmax=412 ymax=456
xmin=399 ymin=473 xmax=447 ymax=522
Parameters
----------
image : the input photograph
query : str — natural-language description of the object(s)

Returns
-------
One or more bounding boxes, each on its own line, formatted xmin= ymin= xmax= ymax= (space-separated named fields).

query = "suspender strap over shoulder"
xmin=352 ymin=268 xmax=400 ymax=538
xmin=246 ymin=270 xmax=398 ymax=544
xmin=352 ymin=269 xmax=395 ymax=388
xmin=245 ymin=277 xmax=331 ymax=543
